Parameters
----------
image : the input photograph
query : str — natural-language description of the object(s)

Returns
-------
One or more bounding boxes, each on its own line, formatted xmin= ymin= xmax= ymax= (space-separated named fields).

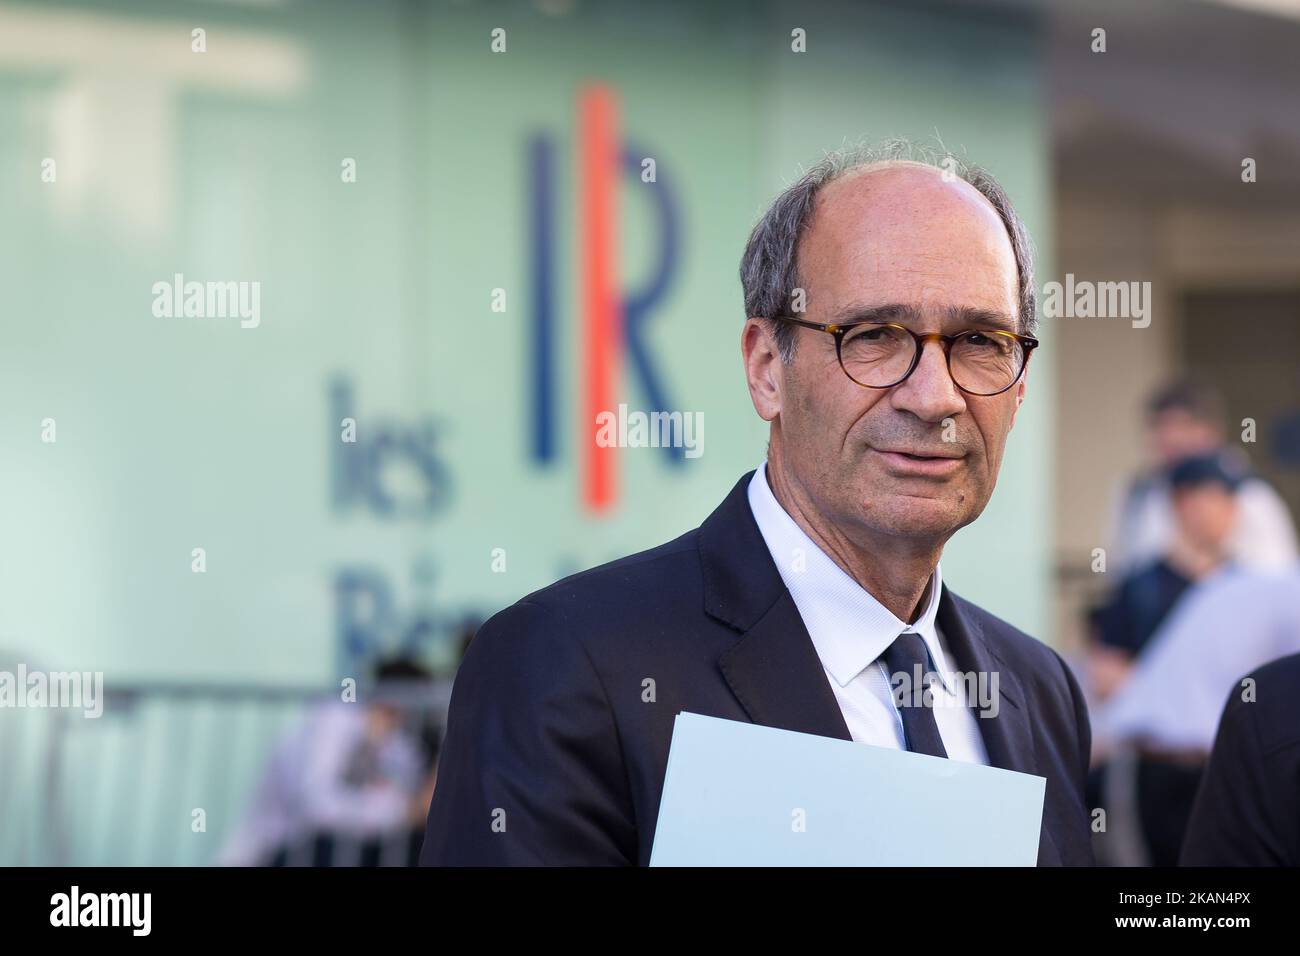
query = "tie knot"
xmin=880 ymin=631 xmax=933 ymax=679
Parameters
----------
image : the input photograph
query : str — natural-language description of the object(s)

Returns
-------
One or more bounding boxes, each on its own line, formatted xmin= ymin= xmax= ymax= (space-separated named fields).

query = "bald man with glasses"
xmin=422 ymin=144 xmax=1093 ymax=867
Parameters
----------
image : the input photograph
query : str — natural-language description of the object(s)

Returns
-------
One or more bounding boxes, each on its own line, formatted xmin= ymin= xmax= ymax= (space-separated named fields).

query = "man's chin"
xmin=856 ymin=488 xmax=976 ymax=540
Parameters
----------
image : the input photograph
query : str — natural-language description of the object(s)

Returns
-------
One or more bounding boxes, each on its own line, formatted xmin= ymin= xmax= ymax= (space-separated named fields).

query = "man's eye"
xmin=964 ymin=332 xmax=1010 ymax=351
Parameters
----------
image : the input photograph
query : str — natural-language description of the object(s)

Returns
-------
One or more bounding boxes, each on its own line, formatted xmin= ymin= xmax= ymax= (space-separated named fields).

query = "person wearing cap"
xmin=1088 ymin=453 xmax=1246 ymax=700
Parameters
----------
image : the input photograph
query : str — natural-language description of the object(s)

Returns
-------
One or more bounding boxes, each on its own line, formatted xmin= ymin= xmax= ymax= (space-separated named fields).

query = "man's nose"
xmin=889 ymin=340 xmax=967 ymax=423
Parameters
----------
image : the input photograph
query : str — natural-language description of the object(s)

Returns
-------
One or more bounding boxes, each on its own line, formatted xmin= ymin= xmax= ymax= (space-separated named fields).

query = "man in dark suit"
xmin=1181 ymin=651 xmax=1300 ymax=866
xmin=422 ymin=143 xmax=1094 ymax=866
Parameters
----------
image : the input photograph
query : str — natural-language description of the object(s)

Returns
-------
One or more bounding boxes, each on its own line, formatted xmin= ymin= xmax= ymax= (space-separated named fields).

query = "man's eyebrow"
xmin=946 ymin=305 xmax=1019 ymax=331
xmin=830 ymin=303 xmax=1018 ymax=331
xmin=830 ymin=303 xmax=921 ymax=325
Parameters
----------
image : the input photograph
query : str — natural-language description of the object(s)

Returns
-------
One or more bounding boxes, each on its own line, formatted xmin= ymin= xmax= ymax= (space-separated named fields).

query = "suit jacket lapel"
xmin=935 ymin=586 xmax=1035 ymax=774
xmin=938 ymin=585 xmax=1060 ymax=865
xmin=718 ymin=589 xmax=853 ymax=741
xmin=700 ymin=472 xmax=852 ymax=741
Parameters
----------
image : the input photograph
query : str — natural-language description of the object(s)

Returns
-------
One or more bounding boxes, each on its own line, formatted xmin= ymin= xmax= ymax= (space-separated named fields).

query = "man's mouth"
xmin=872 ymin=447 xmax=966 ymax=477
xmin=888 ymin=450 xmax=961 ymax=460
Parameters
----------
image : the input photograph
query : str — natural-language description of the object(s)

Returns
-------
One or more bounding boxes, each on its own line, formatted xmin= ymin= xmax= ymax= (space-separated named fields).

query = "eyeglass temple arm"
xmin=767 ymin=315 xmax=836 ymax=333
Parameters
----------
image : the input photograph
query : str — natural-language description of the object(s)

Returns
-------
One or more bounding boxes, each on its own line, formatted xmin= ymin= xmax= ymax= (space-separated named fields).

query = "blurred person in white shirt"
xmin=1110 ymin=380 xmax=1296 ymax=575
xmin=219 ymin=657 xmax=436 ymax=867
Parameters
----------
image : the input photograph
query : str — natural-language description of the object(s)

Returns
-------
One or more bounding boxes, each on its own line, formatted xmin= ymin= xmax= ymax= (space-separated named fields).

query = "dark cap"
xmin=1168 ymin=453 xmax=1245 ymax=493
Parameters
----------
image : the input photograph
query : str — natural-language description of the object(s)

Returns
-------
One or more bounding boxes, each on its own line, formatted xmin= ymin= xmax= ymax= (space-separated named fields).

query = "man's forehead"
xmin=798 ymin=162 xmax=1019 ymax=310
xmin=815 ymin=161 xmax=1004 ymax=228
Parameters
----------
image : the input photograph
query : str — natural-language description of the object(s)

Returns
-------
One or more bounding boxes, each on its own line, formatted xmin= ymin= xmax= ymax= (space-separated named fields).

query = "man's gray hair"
xmin=739 ymin=139 xmax=1037 ymax=363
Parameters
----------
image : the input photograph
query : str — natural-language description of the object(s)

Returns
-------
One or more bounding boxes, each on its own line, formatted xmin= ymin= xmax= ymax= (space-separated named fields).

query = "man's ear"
xmin=1009 ymin=366 xmax=1029 ymax=429
xmin=742 ymin=318 xmax=784 ymax=423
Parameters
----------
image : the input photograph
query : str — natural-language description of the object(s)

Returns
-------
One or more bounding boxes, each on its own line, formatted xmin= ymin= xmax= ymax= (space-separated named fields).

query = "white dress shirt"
xmin=747 ymin=463 xmax=989 ymax=765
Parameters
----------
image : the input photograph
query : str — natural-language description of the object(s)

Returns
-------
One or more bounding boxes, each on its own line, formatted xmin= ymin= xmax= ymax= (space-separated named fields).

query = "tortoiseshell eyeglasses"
xmin=770 ymin=316 xmax=1039 ymax=397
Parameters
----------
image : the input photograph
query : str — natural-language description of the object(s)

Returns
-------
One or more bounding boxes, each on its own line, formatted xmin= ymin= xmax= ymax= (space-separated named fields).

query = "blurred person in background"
xmin=1181 ymin=651 xmax=1300 ymax=867
xmin=1109 ymin=380 xmax=1296 ymax=575
xmin=1086 ymin=454 xmax=1245 ymax=702
xmin=1091 ymin=560 xmax=1300 ymax=866
xmin=220 ymin=656 xmax=437 ymax=866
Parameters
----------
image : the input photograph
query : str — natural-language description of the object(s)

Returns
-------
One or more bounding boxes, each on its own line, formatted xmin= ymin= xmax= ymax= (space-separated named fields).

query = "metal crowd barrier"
xmin=0 ymin=674 xmax=451 ymax=866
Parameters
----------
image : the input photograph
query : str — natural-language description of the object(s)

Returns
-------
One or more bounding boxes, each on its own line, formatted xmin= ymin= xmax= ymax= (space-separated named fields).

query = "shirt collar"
xmin=746 ymin=462 xmax=955 ymax=693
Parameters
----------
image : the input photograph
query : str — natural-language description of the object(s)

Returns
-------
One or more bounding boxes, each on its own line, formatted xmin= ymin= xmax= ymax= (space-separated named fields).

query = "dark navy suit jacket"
xmin=421 ymin=472 xmax=1095 ymax=866
xmin=1181 ymin=651 xmax=1300 ymax=866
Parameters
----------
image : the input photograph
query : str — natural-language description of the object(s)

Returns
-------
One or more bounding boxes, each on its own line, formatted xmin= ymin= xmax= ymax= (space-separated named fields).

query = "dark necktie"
xmin=879 ymin=631 xmax=949 ymax=759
